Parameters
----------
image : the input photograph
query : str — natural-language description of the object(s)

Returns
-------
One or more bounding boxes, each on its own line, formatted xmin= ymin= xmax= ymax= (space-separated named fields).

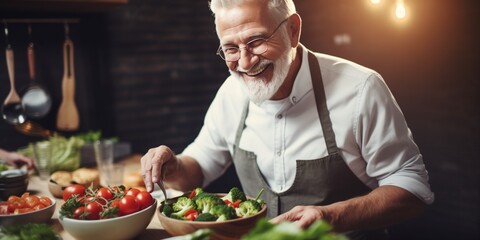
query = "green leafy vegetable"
xmin=241 ymin=218 xmax=348 ymax=240
xmin=0 ymin=223 xmax=59 ymax=240
xmin=186 ymin=229 xmax=213 ymax=240
xmin=18 ymin=131 xmax=103 ymax=172
xmin=0 ymin=162 xmax=9 ymax=172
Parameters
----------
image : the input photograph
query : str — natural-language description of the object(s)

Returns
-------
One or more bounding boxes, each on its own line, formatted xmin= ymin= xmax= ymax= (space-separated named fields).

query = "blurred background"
xmin=0 ymin=0 xmax=478 ymax=239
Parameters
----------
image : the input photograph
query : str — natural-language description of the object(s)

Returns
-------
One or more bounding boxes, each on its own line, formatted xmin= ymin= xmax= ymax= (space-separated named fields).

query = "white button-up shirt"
xmin=183 ymin=46 xmax=434 ymax=204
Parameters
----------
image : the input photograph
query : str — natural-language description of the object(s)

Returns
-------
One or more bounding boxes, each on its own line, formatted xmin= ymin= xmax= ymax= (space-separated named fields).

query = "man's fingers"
xmin=140 ymin=145 xmax=174 ymax=192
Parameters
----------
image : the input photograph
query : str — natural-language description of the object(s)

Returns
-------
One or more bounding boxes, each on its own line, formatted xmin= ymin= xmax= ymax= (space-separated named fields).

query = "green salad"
xmin=162 ymin=187 xmax=265 ymax=222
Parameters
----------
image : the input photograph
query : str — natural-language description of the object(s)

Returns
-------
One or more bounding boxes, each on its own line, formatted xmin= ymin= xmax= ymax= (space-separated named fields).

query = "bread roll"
xmin=123 ymin=171 xmax=145 ymax=189
xmin=72 ymin=168 xmax=100 ymax=188
xmin=50 ymin=171 xmax=73 ymax=187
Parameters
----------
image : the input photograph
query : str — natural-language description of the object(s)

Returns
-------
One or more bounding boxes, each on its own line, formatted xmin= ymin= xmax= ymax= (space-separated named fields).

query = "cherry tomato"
xmin=184 ymin=209 xmax=199 ymax=221
xmin=0 ymin=203 xmax=13 ymax=214
xmin=85 ymin=201 xmax=103 ymax=220
xmin=118 ymin=195 xmax=139 ymax=216
xmin=7 ymin=196 xmax=25 ymax=209
xmin=24 ymin=196 xmax=41 ymax=208
xmin=135 ymin=191 xmax=154 ymax=210
xmin=14 ymin=208 xmax=33 ymax=214
xmin=73 ymin=206 xmax=86 ymax=219
xmin=96 ymin=187 xmax=114 ymax=205
xmin=33 ymin=204 xmax=46 ymax=211
xmin=63 ymin=184 xmax=86 ymax=201
xmin=20 ymin=192 xmax=30 ymax=200
xmin=38 ymin=196 xmax=52 ymax=206
xmin=126 ymin=188 xmax=141 ymax=197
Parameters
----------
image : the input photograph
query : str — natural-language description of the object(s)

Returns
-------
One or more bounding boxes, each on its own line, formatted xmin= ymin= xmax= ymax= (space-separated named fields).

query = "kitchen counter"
xmin=27 ymin=154 xmax=175 ymax=240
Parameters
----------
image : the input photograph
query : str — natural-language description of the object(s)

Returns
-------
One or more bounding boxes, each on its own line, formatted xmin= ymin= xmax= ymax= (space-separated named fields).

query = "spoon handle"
xmin=28 ymin=43 xmax=35 ymax=81
xmin=5 ymin=47 xmax=20 ymax=102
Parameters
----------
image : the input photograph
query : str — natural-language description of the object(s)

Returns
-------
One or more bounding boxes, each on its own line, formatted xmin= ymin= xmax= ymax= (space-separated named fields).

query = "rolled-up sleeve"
xmin=356 ymin=73 xmax=434 ymax=204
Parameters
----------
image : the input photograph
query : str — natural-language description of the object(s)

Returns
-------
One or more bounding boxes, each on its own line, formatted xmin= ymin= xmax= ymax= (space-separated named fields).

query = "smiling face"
xmin=215 ymin=1 xmax=301 ymax=104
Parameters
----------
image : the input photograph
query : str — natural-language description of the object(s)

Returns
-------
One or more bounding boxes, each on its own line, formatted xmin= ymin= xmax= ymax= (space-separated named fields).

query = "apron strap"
xmin=233 ymin=99 xmax=250 ymax=155
xmin=308 ymin=51 xmax=339 ymax=154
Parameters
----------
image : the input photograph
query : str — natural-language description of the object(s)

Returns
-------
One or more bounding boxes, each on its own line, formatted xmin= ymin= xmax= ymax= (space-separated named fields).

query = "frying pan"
xmin=21 ymin=29 xmax=52 ymax=119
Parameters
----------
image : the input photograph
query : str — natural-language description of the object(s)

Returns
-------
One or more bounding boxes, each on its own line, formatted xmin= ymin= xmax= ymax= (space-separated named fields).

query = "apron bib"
xmin=232 ymin=50 xmax=388 ymax=240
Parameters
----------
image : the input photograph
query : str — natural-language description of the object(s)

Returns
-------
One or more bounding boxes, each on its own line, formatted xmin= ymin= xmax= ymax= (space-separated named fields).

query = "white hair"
xmin=209 ymin=0 xmax=297 ymax=22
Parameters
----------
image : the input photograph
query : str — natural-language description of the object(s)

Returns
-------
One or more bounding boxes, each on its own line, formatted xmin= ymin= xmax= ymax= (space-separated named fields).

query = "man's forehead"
xmin=215 ymin=4 xmax=275 ymax=42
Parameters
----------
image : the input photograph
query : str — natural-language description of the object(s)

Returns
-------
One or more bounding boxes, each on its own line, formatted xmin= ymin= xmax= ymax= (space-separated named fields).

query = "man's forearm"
xmin=164 ymin=155 xmax=204 ymax=192
xmin=324 ymin=185 xmax=426 ymax=232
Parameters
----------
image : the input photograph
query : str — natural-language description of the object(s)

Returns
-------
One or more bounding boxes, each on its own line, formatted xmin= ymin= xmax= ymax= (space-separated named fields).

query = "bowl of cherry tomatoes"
xmin=0 ymin=192 xmax=56 ymax=226
xmin=58 ymin=184 xmax=157 ymax=240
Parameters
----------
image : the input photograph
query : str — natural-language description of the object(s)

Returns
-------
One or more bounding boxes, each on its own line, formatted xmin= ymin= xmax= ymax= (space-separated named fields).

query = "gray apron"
xmin=232 ymin=51 xmax=388 ymax=240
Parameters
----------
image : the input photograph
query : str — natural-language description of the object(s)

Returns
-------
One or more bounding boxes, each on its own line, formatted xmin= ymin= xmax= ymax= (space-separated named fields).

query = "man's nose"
xmin=237 ymin=49 xmax=259 ymax=71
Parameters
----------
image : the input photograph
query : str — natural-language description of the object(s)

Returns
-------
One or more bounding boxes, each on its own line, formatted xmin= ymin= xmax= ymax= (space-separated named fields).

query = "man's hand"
xmin=270 ymin=205 xmax=327 ymax=229
xmin=0 ymin=149 xmax=34 ymax=169
xmin=140 ymin=145 xmax=178 ymax=192
xmin=271 ymin=186 xmax=425 ymax=232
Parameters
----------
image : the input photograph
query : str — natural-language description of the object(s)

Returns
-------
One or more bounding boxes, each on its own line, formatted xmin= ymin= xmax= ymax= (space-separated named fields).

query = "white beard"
xmin=230 ymin=46 xmax=293 ymax=105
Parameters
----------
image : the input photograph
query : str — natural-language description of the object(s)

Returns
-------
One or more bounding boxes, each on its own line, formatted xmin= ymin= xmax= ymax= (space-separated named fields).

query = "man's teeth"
xmin=246 ymin=65 xmax=268 ymax=76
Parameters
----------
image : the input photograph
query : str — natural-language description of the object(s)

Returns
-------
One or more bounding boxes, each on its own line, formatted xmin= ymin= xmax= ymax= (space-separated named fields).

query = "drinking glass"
xmin=93 ymin=140 xmax=118 ymax=186
xmin=33 ymin=141 xmax=51 ymax=180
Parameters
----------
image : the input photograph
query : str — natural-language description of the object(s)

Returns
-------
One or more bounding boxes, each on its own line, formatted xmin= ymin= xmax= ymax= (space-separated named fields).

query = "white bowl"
xmin=0 ymin=197 xmax=56 ymax=226
xmin=59 ymin=199 xmax=157 ymax=240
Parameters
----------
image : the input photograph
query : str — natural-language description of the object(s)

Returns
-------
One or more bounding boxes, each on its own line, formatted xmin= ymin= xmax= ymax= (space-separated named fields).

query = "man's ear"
xmin=288 ymin=13 xmax=302 ymax=47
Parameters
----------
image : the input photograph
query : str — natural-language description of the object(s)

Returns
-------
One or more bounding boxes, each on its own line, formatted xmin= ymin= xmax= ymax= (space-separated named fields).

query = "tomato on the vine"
xmin=85 ymin=201 xmax=103 ymax=220
xmin=118 ymin=195 xmax=139 ymax=216
xmin=73 ymin=206 xmax=85 ymax=219
xmin=135 ymin=191 xmax=154 ymax=210
xmin=63 ymin=184 xmax=86 ymax=201
xmin=96 ymin=187 xmax=114 ymax=205
xmin=126 ymin=188 xmax=141 ymax=197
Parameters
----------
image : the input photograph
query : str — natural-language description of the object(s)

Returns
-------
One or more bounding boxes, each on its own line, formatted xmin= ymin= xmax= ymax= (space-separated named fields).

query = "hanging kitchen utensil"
xmin=14 ymin=120 xmax=55 ymax=138
xmin=21 ymin=24 xmax=52 ymax=119
xmin=56 ymin=22 xmax=79 ymax=131
xmin=1 ymin=22 xmax=26 ymax=125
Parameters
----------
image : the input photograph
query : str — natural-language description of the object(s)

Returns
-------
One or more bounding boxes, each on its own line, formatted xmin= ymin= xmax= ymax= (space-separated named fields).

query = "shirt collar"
xmin=288 ymin=44 xmax=313 ymax=105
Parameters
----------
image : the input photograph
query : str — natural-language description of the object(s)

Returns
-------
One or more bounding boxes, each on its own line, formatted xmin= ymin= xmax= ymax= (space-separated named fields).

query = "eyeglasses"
xmin=216 ymin=17 xmax=290 ymax=62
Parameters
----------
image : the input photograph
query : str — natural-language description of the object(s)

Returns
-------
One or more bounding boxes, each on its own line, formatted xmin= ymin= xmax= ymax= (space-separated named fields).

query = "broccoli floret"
xmin=209 ymin=205 xmax=237 ymax=222
xmin=221 ymin=187 xmax=247 ymax=203
xmin=194 ymin=213 xmax=217 ymax=222
xmin=191 ymin=187 xmax=205 ymax=201
xmin=162 ymin=204 xmax=174 ymax=217
xmin=195 ymin=193 xmax=224 ymax=214
xmin=236 ymin=199 xmax=262 ymax=218
xmin=169 ymin=214 xmax=186 ymax=220
xmin=194 ymin=187 xmax=204 ymax=195
xmin=172 ymin=196 xmax=197 ymax=218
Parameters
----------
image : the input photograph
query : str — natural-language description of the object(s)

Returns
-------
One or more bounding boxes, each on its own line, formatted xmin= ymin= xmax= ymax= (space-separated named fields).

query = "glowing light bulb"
xmin=395 ymin=0 xmax=407 ymax=19
xmin=370 ymin=0 xmax=381 ymax=5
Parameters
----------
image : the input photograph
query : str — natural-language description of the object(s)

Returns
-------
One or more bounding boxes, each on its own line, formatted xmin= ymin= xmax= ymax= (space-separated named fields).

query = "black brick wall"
xmin=0 ymin=0 xmax=478 ymax=239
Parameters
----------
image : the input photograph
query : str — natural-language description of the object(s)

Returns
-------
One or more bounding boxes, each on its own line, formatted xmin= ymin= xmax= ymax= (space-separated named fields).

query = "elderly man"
xmin=141 ymin=0 xmax=433 ymax=238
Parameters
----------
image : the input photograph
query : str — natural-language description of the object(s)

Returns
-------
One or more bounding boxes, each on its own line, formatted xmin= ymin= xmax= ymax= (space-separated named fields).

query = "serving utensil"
xmin=21 ymin=24 xmax=52 ymax=119
xmin=56 ymin=23 xmax=79 ymax=131
xmin=1 ymin=23 xmax=26 ymax=125
xmin=158 ymin=168 xmax=174 ymax=205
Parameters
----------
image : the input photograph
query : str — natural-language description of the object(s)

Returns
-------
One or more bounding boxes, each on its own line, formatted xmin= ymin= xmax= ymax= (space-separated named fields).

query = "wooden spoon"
xmin=1 ymin=46 xmax=26 ymax=125
xmin=56 ymin=38 xmax=79 ymax=131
